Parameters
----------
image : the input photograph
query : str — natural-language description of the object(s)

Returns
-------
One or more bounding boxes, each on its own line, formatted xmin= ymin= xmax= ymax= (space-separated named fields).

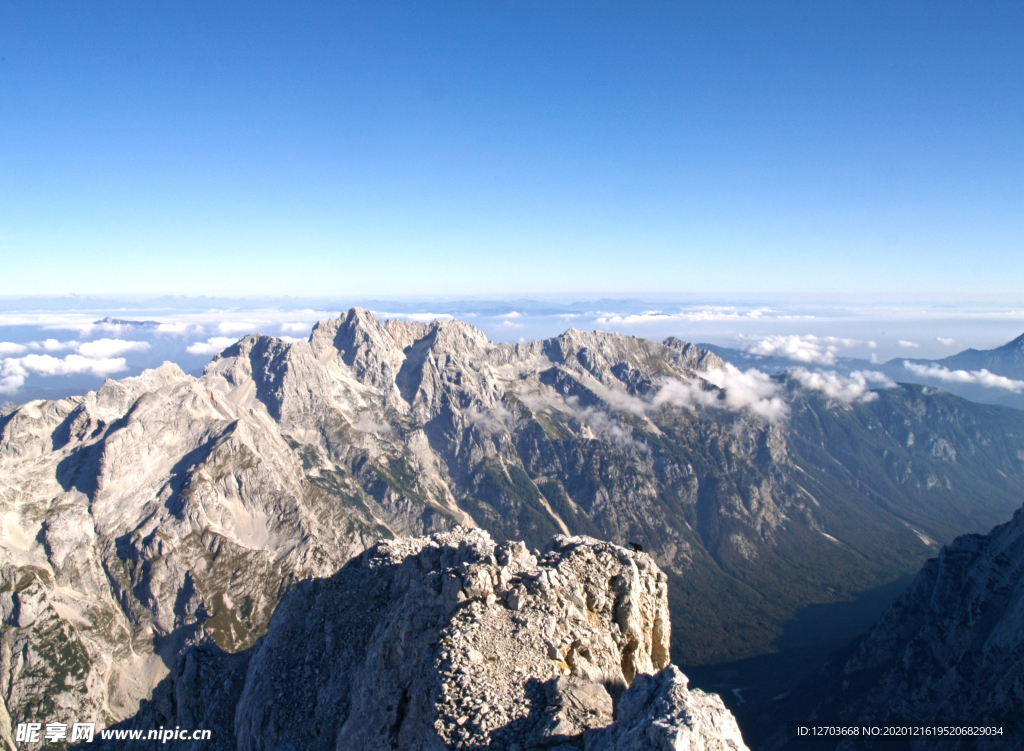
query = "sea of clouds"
xmin=1 ymin=297 xmax=1022 ymax=410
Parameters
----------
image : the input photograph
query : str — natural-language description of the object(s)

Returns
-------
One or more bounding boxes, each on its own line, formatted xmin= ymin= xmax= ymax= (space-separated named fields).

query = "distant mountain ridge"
xmin=933 ymin=331 xmax=1024 ymax=375
xmin=91 ymin=317 xmax=162 ymax=328
xmin=703 ymin=331 xmax=1024 ymax=411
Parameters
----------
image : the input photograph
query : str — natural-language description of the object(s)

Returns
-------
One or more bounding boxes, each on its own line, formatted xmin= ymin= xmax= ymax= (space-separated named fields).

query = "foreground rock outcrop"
xmin=108 ymin=529 xmax=748 ymax=750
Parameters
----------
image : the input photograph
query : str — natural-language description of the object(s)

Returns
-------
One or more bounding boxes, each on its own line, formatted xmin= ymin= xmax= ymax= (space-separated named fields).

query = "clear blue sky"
xmin=1 ymin=1 xmax=1021 ymax=299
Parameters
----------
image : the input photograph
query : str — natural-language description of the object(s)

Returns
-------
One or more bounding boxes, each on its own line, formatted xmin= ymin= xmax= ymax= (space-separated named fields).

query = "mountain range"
xmin=3 ymin=309 xmax=1024 ymax=744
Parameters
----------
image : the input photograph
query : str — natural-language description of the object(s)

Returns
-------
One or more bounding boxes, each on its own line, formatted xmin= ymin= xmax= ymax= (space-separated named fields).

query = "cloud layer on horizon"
xmin=1 ymin=353 xmax=129 ymax=394
xmin=903 ymin=362 xmax=1024 ymax=393
xmin=593 ymin=307 xmax=813 ymax=327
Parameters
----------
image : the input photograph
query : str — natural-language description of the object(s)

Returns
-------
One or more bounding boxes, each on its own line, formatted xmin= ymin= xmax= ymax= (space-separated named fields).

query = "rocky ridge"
xmin=101 ymin=528 xmax=748 ymax=750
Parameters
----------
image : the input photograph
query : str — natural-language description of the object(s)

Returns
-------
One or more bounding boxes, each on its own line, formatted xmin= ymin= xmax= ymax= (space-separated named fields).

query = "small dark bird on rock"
xmin=627 ymin=542 xmax=644 ymax=552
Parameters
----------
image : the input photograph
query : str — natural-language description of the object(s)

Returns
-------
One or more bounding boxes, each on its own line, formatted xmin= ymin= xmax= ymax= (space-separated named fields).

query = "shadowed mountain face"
xmin=767 ymin=502 xmax=1024 ymax=751
xmin=3 ymin=309 xmax=1024 ymax=738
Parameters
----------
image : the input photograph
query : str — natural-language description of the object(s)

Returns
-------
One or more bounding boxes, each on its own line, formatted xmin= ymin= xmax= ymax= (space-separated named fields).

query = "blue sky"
xmin=1 ymin=1 xmax=1022 ymax=299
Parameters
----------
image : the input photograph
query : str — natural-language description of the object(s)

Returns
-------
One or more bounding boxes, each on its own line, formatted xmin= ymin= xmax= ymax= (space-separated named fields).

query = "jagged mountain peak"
xmin=205 ymin=308 xmax=728 ymax=435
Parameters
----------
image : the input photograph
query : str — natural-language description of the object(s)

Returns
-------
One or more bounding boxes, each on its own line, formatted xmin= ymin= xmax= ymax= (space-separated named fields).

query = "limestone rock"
xmin=105 ymin=529 xmax=747 ymax=751
xmin=586 ymin=666 xmax=746 ymax=751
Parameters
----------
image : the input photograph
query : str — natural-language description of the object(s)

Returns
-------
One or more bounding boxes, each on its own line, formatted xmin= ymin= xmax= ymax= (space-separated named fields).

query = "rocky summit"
xmin=98 ymin=529 xmax=748 ymax=750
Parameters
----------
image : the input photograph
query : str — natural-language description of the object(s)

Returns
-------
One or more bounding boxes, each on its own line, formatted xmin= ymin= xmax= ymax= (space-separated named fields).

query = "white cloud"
xmin=186 ymin=337 xmax=239 ymax=356
xmin=519 ymin=393 xmax=572 ymax=415
xmin=598 ymin=308 xmax=771 ymax=326
xmin=649 ymin=379 xmax=720 ymax=411
xmin=536 ymin=362 xmax=792 ymax=424
xmin=574 ymin=405 xmax=644 ymax=448
xmin=351 ymin=413 xmax=392 ymax=434
xmin=742 ymin=335 xmax=860 ymax=366
xmin=280 ymin=322 xmax=313 ymax=335
xmin=18 ymin=354 xmax=128 ymax=377
xmin=937 ymin=337 xmax=957 ymax=346
xmin=218 ymin=321 xmax=263 ymax=335
xmin=1 ymin=345 xmax=91 ymax=393
xmin=0 ymin=353 xmax=130 ymax=392
xmin=903 ymin=362 xmax=1024 ymax=393
xmin=27 ymin=339 xmax=78 ymax=352
xmin=157 ymin=322 xmax=208 ymax=337
xmin=500 ymin=311 xmax=524 ymax=318
xmin=860 ymin=370 xmax=897 ymax=386
xmin=699 ymin=364 xmax=790 ymax=421
xmin=788 ymin=368 xmax=893 ymax=405
xmin=897 ymin=340 xmax=920 ymax=348
xmin=77 ymin=339 xmax=151 ymax=358
xmin=462 ymin=403 xmax=513 ymax=433
xmin=647 ymin=366 xmax=788 ymax=421
xmin=500 ymin=321 xmax=524 ymax=329
xmin=593 ymin=306 xmax=819 ymax=327
xmin=0 ymin=374 xmax=24 ymax=394
xmin=587 ymin=381 xmax=649 ymax=415
xmin=518 ymin=392 xmax=644 ymax=447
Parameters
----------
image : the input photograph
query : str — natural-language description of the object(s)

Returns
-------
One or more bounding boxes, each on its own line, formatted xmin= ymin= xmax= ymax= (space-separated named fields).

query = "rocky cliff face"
xmin=3 ymin=309 xmax=1024 ymax=741
xmin=99 ymin=529 xmax=748 ymax=751
xmin=773 ymin=503 xmax=1024 ymax=750
xmin=0 ymin=364 xmax=384 ymax=746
